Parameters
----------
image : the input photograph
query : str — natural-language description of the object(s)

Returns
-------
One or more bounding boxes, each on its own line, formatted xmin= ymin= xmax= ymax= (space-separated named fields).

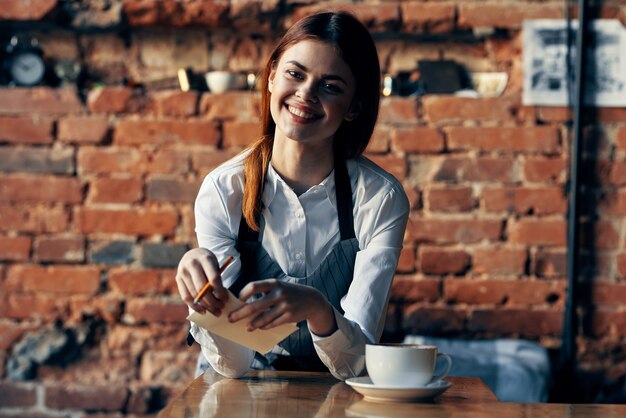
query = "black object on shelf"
xmin=417 ymin=60 xmax=470 ymax=94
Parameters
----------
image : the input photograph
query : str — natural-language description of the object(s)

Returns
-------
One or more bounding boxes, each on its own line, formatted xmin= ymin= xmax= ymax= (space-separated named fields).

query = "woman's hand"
xmin=228 ymin=279 xmax=338 ymax=337
xmin=175 ymin=248 xmax=229 ymax=316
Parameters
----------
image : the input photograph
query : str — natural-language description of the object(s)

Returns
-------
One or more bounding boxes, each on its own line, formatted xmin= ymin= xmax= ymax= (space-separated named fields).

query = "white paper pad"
xmin=187 ymin=289 xmax=298 ymax=354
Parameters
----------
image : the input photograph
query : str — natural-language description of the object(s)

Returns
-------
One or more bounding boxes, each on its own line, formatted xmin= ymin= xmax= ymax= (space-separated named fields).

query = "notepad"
xmin=187 ymin=289 xmax=299 ymax=354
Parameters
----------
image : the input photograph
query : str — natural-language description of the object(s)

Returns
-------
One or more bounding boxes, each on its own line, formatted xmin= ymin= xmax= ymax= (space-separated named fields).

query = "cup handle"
xmin=429 ymin=353 xmax=452 ymax=384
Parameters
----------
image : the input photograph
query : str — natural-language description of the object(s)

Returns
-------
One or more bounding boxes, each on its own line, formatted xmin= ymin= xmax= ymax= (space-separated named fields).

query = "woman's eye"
xmin=287 ymin=70 xmax=303 ymax=79
xmin=322 ymin=83 xmax=342 ymax=94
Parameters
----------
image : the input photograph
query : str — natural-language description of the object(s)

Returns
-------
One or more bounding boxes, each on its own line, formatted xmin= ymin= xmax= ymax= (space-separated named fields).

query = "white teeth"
xmin=288 ymin=105 xmax=319 ymax=120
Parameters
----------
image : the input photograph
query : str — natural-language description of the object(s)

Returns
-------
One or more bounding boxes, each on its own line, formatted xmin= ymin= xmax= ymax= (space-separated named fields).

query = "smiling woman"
xmin=175 ymin=11 xmax=409 ymax=380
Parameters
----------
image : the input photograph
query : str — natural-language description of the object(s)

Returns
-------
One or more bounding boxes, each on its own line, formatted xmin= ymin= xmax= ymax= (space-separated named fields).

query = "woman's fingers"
xmin=175 ymin=274 xmax=205 ymax=314
xmin=237 ymin=279 xmax=280 ymax=302
xmin=175 ymin=248 xmax=231 ymax=316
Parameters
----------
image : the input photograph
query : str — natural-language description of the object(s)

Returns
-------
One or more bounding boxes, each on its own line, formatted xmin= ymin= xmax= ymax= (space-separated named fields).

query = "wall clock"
xmin=5 ymin=35 xmax=46 ymax=87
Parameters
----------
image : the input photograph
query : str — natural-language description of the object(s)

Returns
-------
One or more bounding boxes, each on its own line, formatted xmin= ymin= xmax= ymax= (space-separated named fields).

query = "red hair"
xmin=242 ymin=11 xmax=380 ymax=231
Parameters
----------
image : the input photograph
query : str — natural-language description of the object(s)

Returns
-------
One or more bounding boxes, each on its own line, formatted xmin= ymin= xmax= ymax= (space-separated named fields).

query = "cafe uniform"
xmin=189 ymin=151 xmax=409 ymax=380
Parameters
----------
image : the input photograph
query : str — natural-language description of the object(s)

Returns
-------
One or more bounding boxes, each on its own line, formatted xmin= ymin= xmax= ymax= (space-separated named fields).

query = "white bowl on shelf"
xmin=204 ymin=71 xmax=247 ymax=93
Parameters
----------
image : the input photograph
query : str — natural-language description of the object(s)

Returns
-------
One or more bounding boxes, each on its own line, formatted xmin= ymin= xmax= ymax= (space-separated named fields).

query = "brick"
xmin=396 ymin=246 xmax=416 ymax=273
xmin=598 ymin=190 xmax=626 ymax=216
xmin=114 ymin=118 xmax=219 ymax=146
xmin=38 ymin=355 xmax=136 ymax=388
xmin=365 ymin=155 xmax=407 ymax=180
xmin=106 ymin=323 xmax=184 ymax=354
xmin=57 ymin=116 xmax=109 ymax=144
xmin=534 ymin=249 xmax=566 ymax=278
xmin=124 ymin=298 xmax=188 ymax=325
xmin=591 ymin=283 xmax=626 ymax=306
xmin=523 ymin=157 xmax=567 ymax=183
xmin=35 ymin=236 xmax=85 ymax=263
xmin=588 ymin=311 xmax=626 ymax=338
xmin=200 ymin=92 xmax=261 ymax=121
xmin=401 ymin=2 xmax=456 ymax=33
xmin=402 ymin=305 xmax=466 ymax=335
xmin=89 ymin=177 xmax=143 ymax=204
xmin=379 ymin=97 xmax=418 ymax=124
xmin=0 ymin=0 xmax=57 ymax=20
xmin=390 ymin=275 xmax=440 ymax=302
xmin=595 ymin=108 xmax=626 ymax=123
xmin=150 ymin=90 xmax=198 ymax=117
xmin=44 ymin=383 xmax=127 ymax=411
xmin=0 ymin=320 xmax=32 ymax=350
xmin=91 ymin=240 xmax=136 ymax=265
xmin=581 ymin=220 xmax=619 ymax=250
xmin=191 ymin=149 xmax=239 ymax=176
xmin=0 ymin=116 xmax=53 ymax=144
xmin=423 ymin=97 xmax=513 ymax=123
xmin=473 ymin=248 xmax=527 ymax=275
xmin=287 ymin=2 xmax=400 ymax=31
xmin=446 ymin=126 xmax=560 ymax=153
xmin=0 ymin=236 xmax=31 ymax=261
xmin=427 ymin=186 xmax=473 ymax=212
xmin=391 ymin=126 xmax=444 ymax=153
xmin=0 ymin=175 xmax=83 ymax=203
xmin=0 ymin=87 xmax=82 ymax=114
xmin=0 ymin=382 xmax=37 ymax=407
xmin=78 ymin=147 xmax=147 ymax=174
xmin=616 ymin=127 xmax=626 ymax=151
xmin=148 ymin=148 xmax=191 ymax=175
xmin=402 ymin=181 xmax=421 ymax=210
xmin=146 ymin=177 xmax=200 ymax=203
xmin=537 ymin=107 xmax=572 ymax=123
xmin=617 ymin=253 xmax=626 ymax=278
xmin=609 ymin=161 xmax=626 ymax=186
xmin=434 ymin=157 xmax=515 ymax=183
xmin=223 ymin=121 xmax=262 ymax=148
xmin=0 ymin=147 xmax=74 ymax=174
xmin=483 ymin=187 xmax=567 ymax=215
xmin=6 ymin=265 xmax=100 ymax=295
xmin=0 ymin=204 xmax=69 ymax=233
xmin=87 ymin=87 xmax=132 ymax=113
xmin=75 ymin=208 xmax=178 ymax=236
xmin=124 ymin=0 xmax=229 ymax=27
xmin=108 ymin=269 xmax=161 ymax=295
xmin=508 ymin=219 xmax=566 ymax=246
xmin=418 ymin=247 xmax=470 ymax=275
xmin=141 ymin=243 xmax=189 ymax=268
xmin=458 ymin=3 xmax=562 ymax=29
xmin=407 ymin=218 xmax=502 ymax=244
xmin=367 ymin=126 xmax=391 ymax=153
xmin=444 ymin=279 xmax=563 ymax=306
xmin=139 ymin=350 xmax=196 ymax=384
xmin=69 ymin=294 xmax=123 ymax=324
xmin=3 ymin=293 xmax=66 ymax=320
xmin=468 ymin=309 xmax=562 ymax=336
xmin=0 ymin=412 xmax=61 ymax=418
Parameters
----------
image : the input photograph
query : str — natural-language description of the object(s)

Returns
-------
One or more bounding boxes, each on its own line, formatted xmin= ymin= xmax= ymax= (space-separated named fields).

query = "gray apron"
xmin=194 ymin=159 xmax=358 ymax=374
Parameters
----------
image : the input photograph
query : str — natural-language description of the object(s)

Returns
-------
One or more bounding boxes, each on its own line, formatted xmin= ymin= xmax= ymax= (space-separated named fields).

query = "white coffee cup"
xmin=365 ymin=344 xmax=452 ymax=388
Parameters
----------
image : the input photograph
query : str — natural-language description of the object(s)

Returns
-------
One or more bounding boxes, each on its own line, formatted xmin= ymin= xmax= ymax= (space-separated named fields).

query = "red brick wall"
xmin=2 ymin=0 xmax=626 ymax=415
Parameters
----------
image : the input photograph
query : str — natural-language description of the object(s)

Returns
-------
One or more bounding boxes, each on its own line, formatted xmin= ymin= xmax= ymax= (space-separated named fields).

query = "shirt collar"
xmin=263 ymin=158 xmax=358 ymax=208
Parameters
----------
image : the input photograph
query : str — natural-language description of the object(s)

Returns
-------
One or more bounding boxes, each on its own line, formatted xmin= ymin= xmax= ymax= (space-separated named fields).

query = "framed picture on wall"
xmin=523 ymin=19 xmax=626 ymax=107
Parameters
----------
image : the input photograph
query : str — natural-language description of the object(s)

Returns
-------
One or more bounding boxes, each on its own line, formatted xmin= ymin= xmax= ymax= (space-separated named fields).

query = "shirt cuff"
xmin=311 ymin=307 xmax=365 ymax=360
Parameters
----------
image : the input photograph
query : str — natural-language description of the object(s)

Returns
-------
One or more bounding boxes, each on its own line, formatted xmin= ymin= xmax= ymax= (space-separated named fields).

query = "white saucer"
xmin=345 ymin=377 xmax=452 ymax=403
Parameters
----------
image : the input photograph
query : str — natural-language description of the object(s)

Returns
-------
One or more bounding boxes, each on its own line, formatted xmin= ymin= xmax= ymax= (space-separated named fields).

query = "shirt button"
xmin=296 ymin=210 xmax=304 ymax=218
xmin=295 ymin=252 xmax=302 ymax=260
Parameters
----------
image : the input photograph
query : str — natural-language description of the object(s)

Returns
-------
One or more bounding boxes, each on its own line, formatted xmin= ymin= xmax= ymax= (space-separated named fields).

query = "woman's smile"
xmin=285 ymin=103 xmax=323 ymax=122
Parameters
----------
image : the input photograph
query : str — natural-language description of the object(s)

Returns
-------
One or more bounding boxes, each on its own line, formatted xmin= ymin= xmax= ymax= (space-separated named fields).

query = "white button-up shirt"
xmin=190 ymin=151 xmax=409 ymax=380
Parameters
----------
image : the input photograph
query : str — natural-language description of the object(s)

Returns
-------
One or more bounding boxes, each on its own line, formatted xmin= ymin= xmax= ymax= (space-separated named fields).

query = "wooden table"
xmin=158 ymin=370 xmax=626 ymax=418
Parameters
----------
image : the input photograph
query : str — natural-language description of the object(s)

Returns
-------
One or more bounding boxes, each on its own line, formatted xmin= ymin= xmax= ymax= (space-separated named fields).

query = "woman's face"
xmin=268 ymin=40 xmax=358 ymax=148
